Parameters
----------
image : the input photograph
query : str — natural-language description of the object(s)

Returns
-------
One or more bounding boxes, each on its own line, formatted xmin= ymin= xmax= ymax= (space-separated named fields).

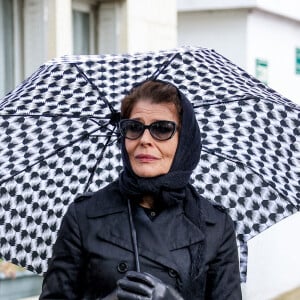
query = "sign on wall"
xmin=296 ymin=48 xmax=300 ymax=75
xmin=255 ymin=58 xmax=268 ymax=85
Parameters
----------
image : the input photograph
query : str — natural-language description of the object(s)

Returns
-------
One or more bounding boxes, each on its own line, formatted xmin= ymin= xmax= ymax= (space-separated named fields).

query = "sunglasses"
xmin=119 ymin=119 xmax=178 ymax=141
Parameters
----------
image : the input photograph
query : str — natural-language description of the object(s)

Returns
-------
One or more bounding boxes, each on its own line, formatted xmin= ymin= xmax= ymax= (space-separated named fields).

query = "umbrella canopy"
xmin=0 ymin=46 xmax=299 ymax=281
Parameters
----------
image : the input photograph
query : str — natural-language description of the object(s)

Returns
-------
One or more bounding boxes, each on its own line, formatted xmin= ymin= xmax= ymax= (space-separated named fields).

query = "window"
xmin=73 ymin=10 xmax=91 ymax=54
xmin=72 ymin=0 xmax=122 ymax=55
xmin=0 ymin=0 xmax=46 ymax=98
xmin=0 ymin=0 xmax=15 ymax=98
xmin=72 ymin=1 xmax=97 ymax=55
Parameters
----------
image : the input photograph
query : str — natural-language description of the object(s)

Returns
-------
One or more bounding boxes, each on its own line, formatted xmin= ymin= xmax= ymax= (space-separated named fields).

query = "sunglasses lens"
xmin=150 ymin=121 xmax=176 ymax=140
xmin=120 ymin=120 xmax=176 ymax=140
xmin=120 ymin=120 xmax=144 ymax=139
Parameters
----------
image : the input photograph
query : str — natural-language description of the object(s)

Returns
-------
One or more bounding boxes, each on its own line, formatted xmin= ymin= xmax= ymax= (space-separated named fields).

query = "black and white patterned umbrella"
xmin=0 ymin=47 xmax=299 ymax=281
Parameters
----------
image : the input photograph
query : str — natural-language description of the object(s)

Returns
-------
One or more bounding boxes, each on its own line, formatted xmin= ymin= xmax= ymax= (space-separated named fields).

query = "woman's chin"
xmin=133 ymin=168 xmax=167 ymax=178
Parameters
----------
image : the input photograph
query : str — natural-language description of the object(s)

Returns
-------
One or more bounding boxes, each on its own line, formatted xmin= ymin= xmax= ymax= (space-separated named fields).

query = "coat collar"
xmin=86 ymin=181 xmax=219 ymax=224
xmin=201 ymin=195 xmax=219 ymax=225
xmin=86 ymin=181 xmax=127 ymax=218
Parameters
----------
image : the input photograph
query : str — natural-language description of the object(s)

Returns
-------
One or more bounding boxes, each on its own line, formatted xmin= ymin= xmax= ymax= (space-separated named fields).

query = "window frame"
xmin=0 ymin=0 xmax=24 ymax=98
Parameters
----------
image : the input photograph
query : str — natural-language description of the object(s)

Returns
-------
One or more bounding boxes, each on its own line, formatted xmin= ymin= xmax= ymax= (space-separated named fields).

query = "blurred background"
xmin=0 ymin=0 xmax=299 ymax=299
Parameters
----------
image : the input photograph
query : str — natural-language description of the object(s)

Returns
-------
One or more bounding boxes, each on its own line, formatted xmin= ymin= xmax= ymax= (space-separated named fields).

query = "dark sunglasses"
xmin=119 ymin=119 xmax=178 ymax=141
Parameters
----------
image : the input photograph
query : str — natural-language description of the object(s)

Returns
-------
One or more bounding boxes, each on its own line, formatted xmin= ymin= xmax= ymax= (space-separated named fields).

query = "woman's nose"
xmin=139 ymin=128 xmax=153 ymax=143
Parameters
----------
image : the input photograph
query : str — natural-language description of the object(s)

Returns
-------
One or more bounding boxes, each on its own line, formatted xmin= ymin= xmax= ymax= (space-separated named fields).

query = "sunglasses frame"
xmin=119 ymin=119 xmax=178 ymax=141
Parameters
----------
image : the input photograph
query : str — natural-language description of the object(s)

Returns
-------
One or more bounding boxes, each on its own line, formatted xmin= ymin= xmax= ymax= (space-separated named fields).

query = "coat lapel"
xmin=86 ymin=188 xmax=133 ymax=252
xmin=85 ymin=184 xmax=207 ymax=275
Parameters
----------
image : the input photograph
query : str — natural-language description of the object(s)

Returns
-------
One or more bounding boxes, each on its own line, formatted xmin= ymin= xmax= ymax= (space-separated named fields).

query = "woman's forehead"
xmin=130 ymin=100 xmax=179 ymax=121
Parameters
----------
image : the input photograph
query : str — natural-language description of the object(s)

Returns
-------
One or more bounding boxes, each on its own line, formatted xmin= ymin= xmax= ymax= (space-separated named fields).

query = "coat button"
xmin=117 ymin=261 xmax=128 ymax=273
xmin=168 ymin=268 xmax=177 ymax=278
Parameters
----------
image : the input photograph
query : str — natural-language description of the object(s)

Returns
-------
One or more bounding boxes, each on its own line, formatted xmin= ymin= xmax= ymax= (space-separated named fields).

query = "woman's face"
xmin=125 ymin=99 xmax=179 ymax=178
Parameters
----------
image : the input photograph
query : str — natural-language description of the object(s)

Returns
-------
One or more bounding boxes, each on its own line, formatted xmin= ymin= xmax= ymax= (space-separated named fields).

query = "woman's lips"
xmin=135 ymin=154 xmax=158 ymax=162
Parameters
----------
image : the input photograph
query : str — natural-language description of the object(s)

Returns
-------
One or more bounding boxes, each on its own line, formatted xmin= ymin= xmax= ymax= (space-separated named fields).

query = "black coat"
xmin=40 ymin=181 xmax=242 ymax=299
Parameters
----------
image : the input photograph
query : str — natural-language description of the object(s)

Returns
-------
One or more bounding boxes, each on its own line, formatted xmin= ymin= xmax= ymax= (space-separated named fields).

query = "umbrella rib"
xmin=88 ymin=118 xmax=120 ymax=140
xmin=0 ymin=122 xmax=112 ymax=186
xmin=83 ymin=125 xmax=117 ymax=192
xmin=193 ymin=95 xmax=260 ymax=108
xmin=193 ymin=95 xmax=300 ymax=111
xmin=201 ymin=147 xmax=299 ymax=209
xmin=72 ymin=63 xmax=116 ymax=114
xmin=150 ymin=52 xmax=181 ymax=80
xmin=0 ymin=113 xmax=109 ymax=120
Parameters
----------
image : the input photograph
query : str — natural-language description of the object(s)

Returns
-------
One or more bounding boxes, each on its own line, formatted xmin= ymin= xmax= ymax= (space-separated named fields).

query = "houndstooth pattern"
xmin=0 ymin=46 xmax=299 ymax=281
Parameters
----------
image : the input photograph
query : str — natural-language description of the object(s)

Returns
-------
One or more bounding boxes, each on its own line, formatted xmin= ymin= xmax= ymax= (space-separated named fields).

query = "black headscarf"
xmin=119 ymin=80 xmax=205 ymax=298
xmin=119 ymin=81 xmax=201 ymax=206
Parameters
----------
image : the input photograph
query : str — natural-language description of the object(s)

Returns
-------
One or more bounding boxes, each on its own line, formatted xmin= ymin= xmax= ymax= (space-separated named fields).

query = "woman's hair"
xmin=121 ymin=80 xmax=182 ymax=121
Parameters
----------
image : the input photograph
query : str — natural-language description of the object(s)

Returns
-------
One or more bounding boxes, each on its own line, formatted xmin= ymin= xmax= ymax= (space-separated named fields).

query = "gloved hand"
xmin=116 ymin=271 xmax=184 ymax=300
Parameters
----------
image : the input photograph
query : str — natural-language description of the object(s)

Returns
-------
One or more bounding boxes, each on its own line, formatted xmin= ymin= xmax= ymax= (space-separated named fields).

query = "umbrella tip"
xmin=109 ymin=112 xmax=121 ymax=126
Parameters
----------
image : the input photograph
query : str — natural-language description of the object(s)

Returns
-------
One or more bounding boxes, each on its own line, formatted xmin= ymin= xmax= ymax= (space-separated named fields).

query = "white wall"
xmin=177 ymin=1 xmax=300 ymax=105
xmin=126 ymin=0 xmax=177 ymax=53
xmin=47 ymin=0 xmax=72 ymax=59
xmin=247 ymin=9 xmax=300 ymax=104
xmin=177 ymin=0 xmax=257 ymax=11
xmin=256 ymin=0 xmax=300 ymax=22
xmin=178 ymin=9 xmax=248 ymax=69
xmin=177 ymin=0 xmax=300 ymax=22
xmin=23 ymin=0 xmax=48 ymax=77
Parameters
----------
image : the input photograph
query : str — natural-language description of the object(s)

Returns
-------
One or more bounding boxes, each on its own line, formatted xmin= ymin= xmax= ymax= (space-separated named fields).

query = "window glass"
xmin=73 ymin=10 xmax=90 ymax=55
xmin=0 ymin=0 xmax=14 ymax=98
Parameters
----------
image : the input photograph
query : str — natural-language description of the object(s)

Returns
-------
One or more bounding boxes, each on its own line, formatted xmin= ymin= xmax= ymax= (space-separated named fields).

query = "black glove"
xmin=116 ymin=271 xmax=183 ymax=300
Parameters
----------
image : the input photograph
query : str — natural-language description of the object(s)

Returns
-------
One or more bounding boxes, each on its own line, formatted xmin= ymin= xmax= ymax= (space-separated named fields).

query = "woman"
xmin=40 ymin=80 xmax=242 ymax=299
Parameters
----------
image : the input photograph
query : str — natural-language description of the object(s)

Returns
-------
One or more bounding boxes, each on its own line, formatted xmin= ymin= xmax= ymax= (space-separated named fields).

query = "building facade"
xmin=0 ymin=0 xmax=177 ymax=98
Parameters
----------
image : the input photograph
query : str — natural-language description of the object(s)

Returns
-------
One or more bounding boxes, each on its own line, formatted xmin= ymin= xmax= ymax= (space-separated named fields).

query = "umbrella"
xmin=0 ymin=46 xmax=299 ymax=282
